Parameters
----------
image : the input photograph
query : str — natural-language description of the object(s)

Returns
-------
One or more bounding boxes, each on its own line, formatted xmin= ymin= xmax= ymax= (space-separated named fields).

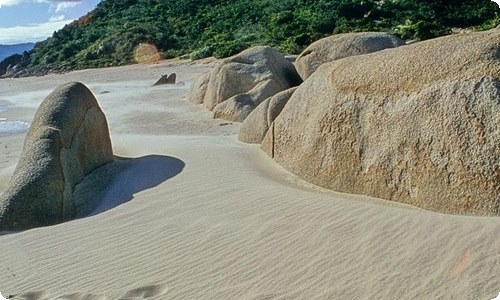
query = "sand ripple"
xmin=0 ymin=62 xmax=498 ymax=300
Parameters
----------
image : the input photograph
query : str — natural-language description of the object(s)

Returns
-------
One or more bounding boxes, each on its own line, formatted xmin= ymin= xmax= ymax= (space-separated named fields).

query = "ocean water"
xmin=0 ymin=119 xmax=30 ymax=136
xmin=0 ymin=102 xmax=9 ymax=113
xmin=0 ymin=102 xmax=30 ymax=136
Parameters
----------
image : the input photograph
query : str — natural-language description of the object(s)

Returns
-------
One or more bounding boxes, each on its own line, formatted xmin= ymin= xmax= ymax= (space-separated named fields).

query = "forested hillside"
xmin=5 ymin=0 xmax=500 ymax=73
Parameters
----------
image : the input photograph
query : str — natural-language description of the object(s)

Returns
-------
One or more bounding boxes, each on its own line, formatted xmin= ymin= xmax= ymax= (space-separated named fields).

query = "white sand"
xmin=0 ymin=61 xmax=499 ymax=300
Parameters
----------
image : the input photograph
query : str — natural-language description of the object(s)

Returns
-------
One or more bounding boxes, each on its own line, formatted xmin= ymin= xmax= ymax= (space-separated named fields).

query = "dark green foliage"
xmin=19 ymin=0 xmax=500 ymax=71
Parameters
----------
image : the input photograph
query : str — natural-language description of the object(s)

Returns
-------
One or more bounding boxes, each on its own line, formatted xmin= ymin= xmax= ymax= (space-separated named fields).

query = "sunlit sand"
xmin=0 ymin=60 xmax=498 ymax=299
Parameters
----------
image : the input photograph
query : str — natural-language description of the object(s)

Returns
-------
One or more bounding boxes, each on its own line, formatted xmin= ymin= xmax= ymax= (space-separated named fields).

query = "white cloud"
xmin=0 ymin=0 xmax=82 ymax=43
xmin=0 ymin=18 xmax=74 ymax=44
xmin=492 ymin=0 xmax=500 ymax=8
xmin=0 ymin=0 xmax=20 ymax=7
xmin=49 ymin=14 xmax=65 ymax=21
xmin=0 ymin=0 xmax=40 ymax=7
xmin=0 ymin=0 xmax=82 ymax=10
xmin=54 ymin=1 xmax=79 ymax=13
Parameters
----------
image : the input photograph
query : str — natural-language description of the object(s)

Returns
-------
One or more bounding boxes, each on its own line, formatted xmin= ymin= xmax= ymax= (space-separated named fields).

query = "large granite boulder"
xmin=295 ymin=32 xmax=404 ymax=80
xmin=190 ymin=46 xmax=302 ymax=122
xmin=190 ymin=71 xmax=211 ymax=105
xmin=239 ymin=87 xmax=297 ymax=144
xmin=0 ymin=82 xmax=113 ymax=230
xmin=262 ymin=29 xmax=500 ymax=216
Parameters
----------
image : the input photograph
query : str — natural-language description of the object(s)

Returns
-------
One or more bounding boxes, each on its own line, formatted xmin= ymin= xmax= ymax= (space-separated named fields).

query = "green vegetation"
xmin=14 ymin=0 xmax=500 ymax=71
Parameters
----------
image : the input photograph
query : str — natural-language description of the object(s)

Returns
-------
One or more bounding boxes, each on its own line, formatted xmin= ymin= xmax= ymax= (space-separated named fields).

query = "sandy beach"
xmin=0 ymin=60 xmax=499 ymax=299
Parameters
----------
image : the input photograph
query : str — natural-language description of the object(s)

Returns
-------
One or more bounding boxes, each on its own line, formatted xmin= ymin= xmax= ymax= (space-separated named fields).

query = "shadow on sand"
xmin=75 ymin=155 xmax=185 ymax=217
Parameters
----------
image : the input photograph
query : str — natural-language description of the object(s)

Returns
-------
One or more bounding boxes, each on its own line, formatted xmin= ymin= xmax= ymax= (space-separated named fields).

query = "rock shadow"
xmin=74 ymin=155 xmax=184 ymax=217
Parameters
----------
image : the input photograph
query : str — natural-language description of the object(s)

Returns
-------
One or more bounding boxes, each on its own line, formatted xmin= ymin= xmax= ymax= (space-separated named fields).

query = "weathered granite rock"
xmin=153 ymin=73 xmax=176 ymax=86
xmin=0 ymin=82 xmax=113 ymax=230
xmin=295 ymin=32 xmax=404 ymax=80
xmin=263 ymin=29 xmax=500 ymax=216
xmin=0 ymin=53 xmax=22 ymax=77
xmin=239 ymin=87 xmax=297 ymax=144
xmin=190 ymin=71 xmax=211 ymax=104
xmin=190 ymin=46 xmax=302 ymax=122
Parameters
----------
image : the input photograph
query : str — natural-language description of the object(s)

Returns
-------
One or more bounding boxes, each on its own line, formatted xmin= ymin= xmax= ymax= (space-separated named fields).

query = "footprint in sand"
xmin=6 ymin=291 xmax=48 ymax=300
xmin=8 ymin=292 xmax=107 ymax=300
xmin=119 ymin=284 xmax=168 ymax=299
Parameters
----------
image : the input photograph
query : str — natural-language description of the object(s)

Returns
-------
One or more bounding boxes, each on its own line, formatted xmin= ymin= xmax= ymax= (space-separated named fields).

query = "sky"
xmin=0 ymin=0 xmax=101 ymax=44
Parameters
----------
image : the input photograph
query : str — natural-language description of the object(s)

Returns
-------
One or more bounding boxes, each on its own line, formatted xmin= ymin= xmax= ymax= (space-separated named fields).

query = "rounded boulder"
xmin=263 ymin=29 xmax=500 ymax=216
xmin=0 ymin=82 xmax=113 ymax=230
xmin=190 ymin=46 xmax=302 ymax=122
xmin=295 ymin=32 xmax=404 ymax=80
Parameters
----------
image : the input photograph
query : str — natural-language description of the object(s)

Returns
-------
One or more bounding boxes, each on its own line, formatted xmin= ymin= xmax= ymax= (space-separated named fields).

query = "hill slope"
xmin=4 ymin=0 xmax=500 ymax=74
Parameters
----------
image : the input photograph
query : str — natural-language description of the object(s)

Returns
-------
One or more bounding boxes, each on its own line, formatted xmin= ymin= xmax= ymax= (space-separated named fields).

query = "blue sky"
xmin=0 ymin=0 xmax=101 ymax=44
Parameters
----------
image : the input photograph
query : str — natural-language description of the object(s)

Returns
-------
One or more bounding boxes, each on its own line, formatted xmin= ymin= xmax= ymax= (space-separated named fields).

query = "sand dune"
xmin=0 ymin=61 xmax=498 ymax=299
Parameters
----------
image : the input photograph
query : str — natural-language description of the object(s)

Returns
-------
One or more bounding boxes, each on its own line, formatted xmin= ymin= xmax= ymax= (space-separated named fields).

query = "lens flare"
xmin=452 ymin=248 xmax=472 ymax=277
xmin=134 ymin=43 xmax=163 ymax=64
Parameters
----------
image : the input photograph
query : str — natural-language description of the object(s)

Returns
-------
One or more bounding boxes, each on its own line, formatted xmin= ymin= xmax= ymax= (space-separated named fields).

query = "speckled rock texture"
xmin=190 ymin=46 xmax=302 ymax=122
xmin=262 ymin=29 xmax=500 ymax=216
xmin=190 ymin=71 xmax=211 ymax=105
xmin=238 ymin=87 xmax=297 ymax=144
xmin=295 ymin=32 xmax=404 ymax=80
xmin=0 ymin=82 xmax=113 ymax=230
